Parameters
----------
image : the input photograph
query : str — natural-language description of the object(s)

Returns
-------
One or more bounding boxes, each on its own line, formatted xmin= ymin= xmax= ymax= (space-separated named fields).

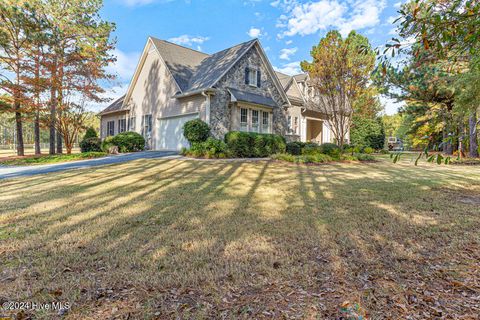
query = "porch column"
xmin=300 ymin=117 xmax=307 ymax=142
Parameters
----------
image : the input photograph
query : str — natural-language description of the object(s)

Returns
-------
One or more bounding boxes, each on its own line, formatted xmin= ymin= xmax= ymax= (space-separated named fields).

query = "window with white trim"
xmin=287 ymin=116 xmax=292 ymax=134
xmin=128 ymin=117 xmax=136 ymax=131
xmin=118 ymin=119 xmax=126 ymax=133
xmin=262 ymin=111 xmax=270 ymax=133
xmin=240 ymin=108 xmax=248 ymax=131
xmin=142 ymin=114 xmax=152 ymax=138
xmin=294 ymin=116 xmax=299 ymax=135
xmin=107 ymin=121 xmax=115 ymax=136
xmin=249 ymin=69 xmax=258 ymax=87
xmin=251 ymin=110 xmax=259 ymax=132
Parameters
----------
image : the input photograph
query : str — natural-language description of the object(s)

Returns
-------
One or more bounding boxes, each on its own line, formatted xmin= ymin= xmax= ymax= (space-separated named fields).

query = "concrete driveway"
xmin=0 ymin=151 xmax=179 ymax=180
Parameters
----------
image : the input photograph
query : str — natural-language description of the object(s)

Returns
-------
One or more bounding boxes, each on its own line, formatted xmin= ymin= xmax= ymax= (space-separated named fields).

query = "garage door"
xmin=156 ymin=113 xmax=199 ymax=150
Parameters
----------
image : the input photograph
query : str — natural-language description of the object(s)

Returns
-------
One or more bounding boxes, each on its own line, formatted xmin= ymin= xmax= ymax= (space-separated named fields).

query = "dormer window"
xmin=245 ymin=67 xmax=261 ymax=87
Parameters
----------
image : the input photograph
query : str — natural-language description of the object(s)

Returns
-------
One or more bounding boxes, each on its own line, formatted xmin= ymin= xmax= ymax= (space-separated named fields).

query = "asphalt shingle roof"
xmin=98 ymin=95 xmax=127 ymax=115
xmin=151 ymin=37 xmax=256 ymax=93
xmin=227 ymin=87 xmax=277 ymax=108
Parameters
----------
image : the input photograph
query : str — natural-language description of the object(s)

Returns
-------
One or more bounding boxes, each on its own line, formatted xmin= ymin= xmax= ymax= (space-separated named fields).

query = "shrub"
xmin=286 ymin=141 xmax=305 ymax=155
xmin=183 ymin=119 xmax=210 ymax=144
xmin=83 ymin=127 xmax=98 ymax=140
xmin=102 ymin=131 xmax=145 ymax=153
xmin=272 ymin=152 xmax=332 ymax=164
xmin=203 ymin=137 xmax=227 ymax=158
xmin=101 ymin=136 xmax=115 ymax=153
xmin=80 ymin=137 xmax=102 ymax=152
xmin=318 ymin=143 xmax=340 ymax=156
xmin=363 ymin=147 xmax=374 ymax=154
xmin=225 ymin=131 xmax=285 ymax=157
xmin=301 ymin=142 xmax=321 ymax=155
xmin=182 ymin=138 xmax=227 ymax=158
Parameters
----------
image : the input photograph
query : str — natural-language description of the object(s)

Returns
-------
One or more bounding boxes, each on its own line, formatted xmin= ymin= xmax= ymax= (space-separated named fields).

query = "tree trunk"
xmin=56 ymin=120 xmax=63 ymax=153
xmin=14 ymin=106 xmax=24 ymax=156
xmin=34 ymin=53 xmax=41 ymax=156
xmin=469 ymin=111 xmax=479 ymax=158
xmin=34 ymin=111 xmax=41 ymax=155
xmin=49 ymin=62 xmax=57 ymax=155
xmin=56 ymin=62 xmax=64 ymax=154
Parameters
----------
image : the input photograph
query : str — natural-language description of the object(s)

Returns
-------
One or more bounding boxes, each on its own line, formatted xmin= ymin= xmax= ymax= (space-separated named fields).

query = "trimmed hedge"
xmin=102 ymin=131 xmax=145 ymax=153
xmin=80 ymin=137 xmax=102 ymax=152
xmin=183 ymin=119 xmax=210 ymax=144
xmin=181 ymin=137 xmax=228 ymax=159
xmin=286 ymin=141 xmax=306 ymax=155
xmin=225 ymin=131 xmax=286 ymax=157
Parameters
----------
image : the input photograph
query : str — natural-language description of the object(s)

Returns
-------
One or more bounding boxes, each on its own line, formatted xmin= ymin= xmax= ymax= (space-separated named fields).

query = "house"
xmin=99 ymin=37 xmax=342 ymax=150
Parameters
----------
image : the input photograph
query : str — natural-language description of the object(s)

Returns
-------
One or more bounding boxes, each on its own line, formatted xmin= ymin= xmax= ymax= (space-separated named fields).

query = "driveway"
xmin=0 ymin=151 xmax=179 ymax=180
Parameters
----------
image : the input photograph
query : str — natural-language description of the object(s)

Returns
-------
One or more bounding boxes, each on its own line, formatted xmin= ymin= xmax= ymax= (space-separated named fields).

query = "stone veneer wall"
xmin=209 ymin=44 xmax=288 ymax=139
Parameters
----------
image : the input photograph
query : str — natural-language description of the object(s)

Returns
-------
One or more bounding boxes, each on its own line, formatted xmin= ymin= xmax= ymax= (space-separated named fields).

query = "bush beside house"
xmin=80 ymin=127 xmax=102 ymax=152
xmin=181 ymin=119 xmax=375 ymax=163
xmin=102 ymin=131 xmax=145 ymax=153
xmin=181 ymin=119 xmax=286 ymax=158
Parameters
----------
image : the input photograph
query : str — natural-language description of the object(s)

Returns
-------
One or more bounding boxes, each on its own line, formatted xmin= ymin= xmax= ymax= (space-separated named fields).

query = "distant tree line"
xmin=0 ymin=0 xmax=115 ymax=155
xmin=377 ymin=0 xmax=479 ymax=158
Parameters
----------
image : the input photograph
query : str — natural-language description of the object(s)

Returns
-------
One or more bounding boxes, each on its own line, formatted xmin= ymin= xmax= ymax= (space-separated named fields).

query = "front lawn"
xmin=0 ymin=157 xmax=479 ymax=319
xmin=0 ymin=152 xmax=107 ymax=166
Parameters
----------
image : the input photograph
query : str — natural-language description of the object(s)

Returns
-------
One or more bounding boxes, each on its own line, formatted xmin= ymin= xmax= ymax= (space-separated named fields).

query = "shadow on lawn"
xmin=1 ymin=158 xmax=479 ymax=319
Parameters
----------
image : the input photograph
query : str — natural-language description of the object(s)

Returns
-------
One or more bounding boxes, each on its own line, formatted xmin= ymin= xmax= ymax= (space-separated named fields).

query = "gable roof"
xmin=150 ymin=37 xmax=257 ymax=93
xmin=105 ymin=37 xmax=291 ymax=114
xmin=98 ymin=95 xmax=127 ymax=115
xmin=274 ymin=71 xmax=307 ymax=106
xmin=150 ymin=38 xmax=209 ymax=92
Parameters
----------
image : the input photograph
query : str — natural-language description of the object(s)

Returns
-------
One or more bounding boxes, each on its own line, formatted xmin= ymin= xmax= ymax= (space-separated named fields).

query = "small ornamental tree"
xmin=183 ymin=119 xmax=210 ymax=144
xmin=83 ymin=127 xmax=98 ymax=140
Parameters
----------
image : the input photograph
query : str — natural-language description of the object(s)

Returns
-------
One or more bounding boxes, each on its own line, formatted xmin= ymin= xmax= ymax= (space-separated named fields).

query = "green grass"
xmin=0 ymin=157 xmax=479 ymax=319
xmin=0 ymin=151 xmax=106 ymax=166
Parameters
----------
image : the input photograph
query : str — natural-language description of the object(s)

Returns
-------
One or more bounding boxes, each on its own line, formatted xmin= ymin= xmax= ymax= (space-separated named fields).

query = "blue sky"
xmin=100 ymin=0 xmax=406 ymax=114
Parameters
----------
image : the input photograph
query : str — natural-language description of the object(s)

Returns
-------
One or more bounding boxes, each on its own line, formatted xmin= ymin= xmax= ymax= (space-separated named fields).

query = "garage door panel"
xmin=156 ymin=113 xmax=198 ymax=150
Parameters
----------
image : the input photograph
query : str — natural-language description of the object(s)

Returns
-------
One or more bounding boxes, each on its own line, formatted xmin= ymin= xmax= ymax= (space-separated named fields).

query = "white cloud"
xmin=279 ymin=47 xmax=298 ymax=60
xmin=247 ymin=27 xmax=262 ymax=38
xmin=285 ymin=40 xmax=293 ymax=45
xmin=168 ymin=35 xmax=210 ymax=47
xmin=270 ymin=0 xmax=280 ymax=7
xmin=108 ymin=49 xmax=141 ymax=82
xmin=274 ymin=0 xmax=386 ymax=37
xmin=387 ymin=15 xmax=399 ymax=24
xmin=274 ymin=61 xmax=301 ymax=75
xmin=394 ymin=1 xmax=403 ymax=8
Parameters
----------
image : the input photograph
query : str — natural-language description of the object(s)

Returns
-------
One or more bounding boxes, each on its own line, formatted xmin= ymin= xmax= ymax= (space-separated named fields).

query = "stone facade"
xmin=209 ymin=44 xmax=288 ymax=139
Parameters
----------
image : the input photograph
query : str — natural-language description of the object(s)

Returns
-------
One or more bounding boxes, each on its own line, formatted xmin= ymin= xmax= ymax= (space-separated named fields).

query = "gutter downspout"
xmin=201 ymin=90 xmax=215 ymax=125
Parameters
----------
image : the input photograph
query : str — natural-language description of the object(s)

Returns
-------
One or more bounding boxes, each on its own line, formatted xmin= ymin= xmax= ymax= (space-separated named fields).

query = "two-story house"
xmin=99 ymin=37 xmax=343 ymax=150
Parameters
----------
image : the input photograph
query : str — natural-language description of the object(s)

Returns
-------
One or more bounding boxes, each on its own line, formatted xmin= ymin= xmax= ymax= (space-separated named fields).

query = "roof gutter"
xmin=173 ymin=88 xmax=216 ymax=98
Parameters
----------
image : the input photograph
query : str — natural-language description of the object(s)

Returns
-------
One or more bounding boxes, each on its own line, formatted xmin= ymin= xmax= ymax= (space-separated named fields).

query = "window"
xmin=107 ymin=121 xmax=115 ymax=136
xmin=240 ymin=108 xmax=248 ymax=131
xmin=287 ymin=116 xmax=292 ymax=133
xmin=118 ymin=119 xmax=126 ymax=133
xmin=294 ymin=117 xmax=299 ymax=135
xmin=262 ymin=112 xmax=270 ymax=133
xmin=251 ymin=110 xmax=259 ymax=132
xmin=245 ymin=67 xmax=260 ymax=87
xmin=142 ymin=114 xmax=152 ymax=137
xmin=128 ymin=117 xmax=136 ymax=131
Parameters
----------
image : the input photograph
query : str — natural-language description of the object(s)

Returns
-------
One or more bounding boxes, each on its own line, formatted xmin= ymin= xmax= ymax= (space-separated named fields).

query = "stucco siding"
xmin=100 ymin=112 xmax=128 ymax=139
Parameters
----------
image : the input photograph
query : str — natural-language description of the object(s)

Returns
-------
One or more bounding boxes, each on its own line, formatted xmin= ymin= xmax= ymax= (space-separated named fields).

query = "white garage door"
xmin=156 ymin=113 xmax=199 ymax=150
